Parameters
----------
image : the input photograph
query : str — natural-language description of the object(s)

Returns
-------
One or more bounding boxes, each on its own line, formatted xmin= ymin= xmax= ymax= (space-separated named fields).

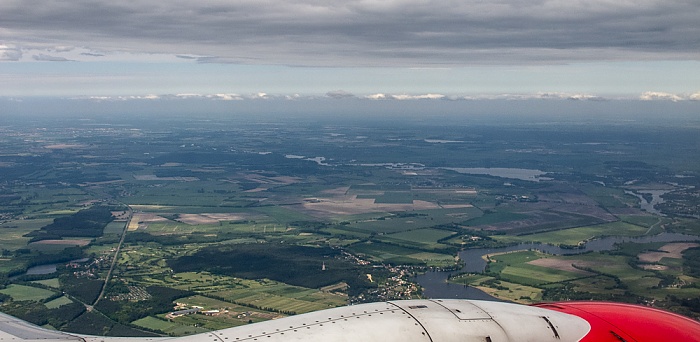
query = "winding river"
xmin=415 ymin=233 xmax=699 ymax=300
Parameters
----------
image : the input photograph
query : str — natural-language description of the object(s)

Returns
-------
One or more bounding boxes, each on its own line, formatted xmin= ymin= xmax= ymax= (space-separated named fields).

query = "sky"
xmin=1 ymin=0 xmax=699 ymax=102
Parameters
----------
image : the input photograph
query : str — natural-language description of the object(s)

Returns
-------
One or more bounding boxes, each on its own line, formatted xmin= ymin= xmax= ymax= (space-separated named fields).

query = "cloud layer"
xmin=67 ymin=91 xmax=700 ymax=102
xmin=2 ymin=0 xmax=699 ymax=66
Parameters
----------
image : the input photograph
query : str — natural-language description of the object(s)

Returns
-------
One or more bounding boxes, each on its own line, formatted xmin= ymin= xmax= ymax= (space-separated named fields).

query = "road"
xmin=93 ymin=207 xmax=132 ymax=306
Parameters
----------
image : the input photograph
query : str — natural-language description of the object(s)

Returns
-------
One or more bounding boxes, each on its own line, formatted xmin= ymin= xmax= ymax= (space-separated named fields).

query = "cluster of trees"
xmin=0 ymin=300 xmax=85 ymax=328
xmin=24 ymin=206 xmax=114 ymax=241
xmin=96 ymin=286 xmax=194 ymax=325
xmin=61 ymin=310 xmax=159 ymax=337
xmin=683 ymin=247 xmax=700 ymax=278
xmin=168 ymin=244 xmax=375 ymax=296
xmin=60 ymin=275 xmax=104 ymax=304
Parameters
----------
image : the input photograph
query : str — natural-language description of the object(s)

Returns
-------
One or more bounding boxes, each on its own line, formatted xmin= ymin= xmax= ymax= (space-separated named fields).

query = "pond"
xmin=12 ymin=258 xmax=90 ymax=279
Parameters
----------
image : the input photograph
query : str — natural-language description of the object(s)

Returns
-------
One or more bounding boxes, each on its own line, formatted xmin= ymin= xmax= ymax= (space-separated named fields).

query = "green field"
xmin=32 ymin=278 xmax=61 ymax=288
xmin=448 ymin=273 xmax=542 ymax=303
xmin=618 ymin=215 xmax=662 ymax=228
xmin=148 ymin=273 xmax=348 ymax=315
xmin=132 ymin=316 xmax=178 ymax=331
xmin=464 ymin=211 xmax=529 ymax=226
xmin=347 ymin=208 xmax=482 ymax=234
xmin=499 ymin=264 xmax=582 ymax=286
xmin=380 ymin=228 xmax=455 ymax=249
xmin=212 ymin=291 xmax=340 ymax=314
xmin=0 ymin=218 xmax=54 ymax=251
xmin=578 ymin=184 xmax=637 ymax=208
xmin=487 ymin=251 xmax=585 ymax=286
xmin=29 ymin=240 xmax=90 ymax=253
xmin=45 ymin=296 xmax=73 ymax=309
xmin=133 ymin=316 xmax=209 ymax=336
xmin=2 ymin=114 xmax=700 ymax=330
xmin=478 ymin=279 xmax=543 ymax=302
xmin=348 ymin=241 xmax=455 ymax=266
xmin=205 ymin=278 xmax=348 ymax=314
xmin=494 ymin=221 xmax=650 ymax=245
xmin=558 ymin=253 xmax=656 ymax=283
xmin=0 ymin=284 xmax=56 ymax=301
xmin=103 ymin=221 xmax=126 ymax=235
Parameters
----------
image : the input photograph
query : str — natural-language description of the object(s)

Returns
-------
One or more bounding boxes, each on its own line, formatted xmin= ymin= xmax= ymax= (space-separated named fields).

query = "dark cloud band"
xmin=1 ymin=0 xmax=698 ymax=66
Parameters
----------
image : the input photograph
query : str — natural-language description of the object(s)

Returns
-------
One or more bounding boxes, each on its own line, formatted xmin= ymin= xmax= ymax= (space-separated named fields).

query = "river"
xmin=415 ymin=233 xmax=699 ymax=300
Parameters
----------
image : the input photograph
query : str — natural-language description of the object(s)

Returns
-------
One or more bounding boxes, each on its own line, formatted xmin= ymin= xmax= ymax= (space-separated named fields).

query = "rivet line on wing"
xmin=387 ymin=301 xmax=433 ymax=342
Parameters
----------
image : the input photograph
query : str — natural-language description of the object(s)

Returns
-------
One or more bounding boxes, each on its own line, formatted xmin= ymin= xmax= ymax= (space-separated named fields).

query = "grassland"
xmin=103 ymin=221 xmax=126 ymax=235
xmin=348 ymin=241 xmax=455 ymax=266
xmin=45 ymin=296 xmax=73 ymax=309
xmin=486 ymin=251 xmax=586 ymax=286
xmin=471 ymin=244 xmax=700 ymax=312
xmin=379 ymin=228 xmax=456 ymax=250
xmin=448 ymin=273 xmax=543 ymax=303
xmin=32 ymin=278 xmax=61 ymax=288
xmin=0 ymin=284 xmax=56 ymax=302
xmin=0 ymin=218 xmax=54 ymax=251
xmin=1 ymin=114 xmax=699 ymax=333
xmin=344 ymin=207 xmax=482 ymax=234
xmin=493 ymin=221 xmax=650 ymax=245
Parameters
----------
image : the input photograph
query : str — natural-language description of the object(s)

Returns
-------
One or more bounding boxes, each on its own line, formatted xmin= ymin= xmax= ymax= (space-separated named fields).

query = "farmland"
xmin=1 ymin=113 xmax=699 ymax=334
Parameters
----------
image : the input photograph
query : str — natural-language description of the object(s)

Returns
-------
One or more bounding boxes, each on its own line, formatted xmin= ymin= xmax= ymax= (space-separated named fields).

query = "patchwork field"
xmin=638 ymin=243 xmax=700 ymax=263
xmin=176 ymin=213 xmax=252 ymax=225
xmin=527 ymin=258 xmax=594 ymax=275
xmin=301 ymin=195 xmax=439 ymax=216
xmin=2 ymin=114 xmax=700 ymax=333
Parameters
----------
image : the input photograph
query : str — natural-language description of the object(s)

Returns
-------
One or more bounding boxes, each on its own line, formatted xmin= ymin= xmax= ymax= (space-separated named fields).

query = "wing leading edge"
xmin=0 ymin=299 xmax=591 ymax=342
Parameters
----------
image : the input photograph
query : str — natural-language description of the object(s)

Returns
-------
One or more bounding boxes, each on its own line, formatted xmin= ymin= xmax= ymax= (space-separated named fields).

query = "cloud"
xmin=363 ymin=93 xmax=446 ymax=100
xmin=51 ymin=46 xmax=74 ymax=52
xmin=365 ymin=93 xmax=387 ymax=100
xmin=532 ymin=92 xmax=607 ymax=101
xmin=0 ymin=45 xmax=22 ymax=61
xmin=212 ymin=93 xmax=244 ymax=101
xmin=251 ymin=92 xmax=269 ymax=99
xmin=1 ymin=1 xmax=698 ymax=66
xmin=173 ymin=93 xmax=244 ymax=100
xmin=80 ymin=52 xmax=105 ymax=57
xmin=639 ymin=91 xmax=684 ymax=101
xmin=390 ymin=94 xmax=445 ymax=100
xmin=43 ymin=91 xmax=700 ymax=103
xmin=32 ymin=54 xmax=73 ymax=62
xmin=85 ymin=95 xmax=160 ymax=101
xmin=456 ymin=93 xmax=609 ymax=101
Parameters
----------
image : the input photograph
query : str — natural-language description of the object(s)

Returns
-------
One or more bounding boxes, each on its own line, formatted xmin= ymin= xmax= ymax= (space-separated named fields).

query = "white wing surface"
xmin=0 ymin=299 xmax=590 ymax=342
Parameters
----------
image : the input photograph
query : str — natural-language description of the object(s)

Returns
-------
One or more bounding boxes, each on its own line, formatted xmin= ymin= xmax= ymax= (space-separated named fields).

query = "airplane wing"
xmin=1 ymin=299 xmax=698 ymax=342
